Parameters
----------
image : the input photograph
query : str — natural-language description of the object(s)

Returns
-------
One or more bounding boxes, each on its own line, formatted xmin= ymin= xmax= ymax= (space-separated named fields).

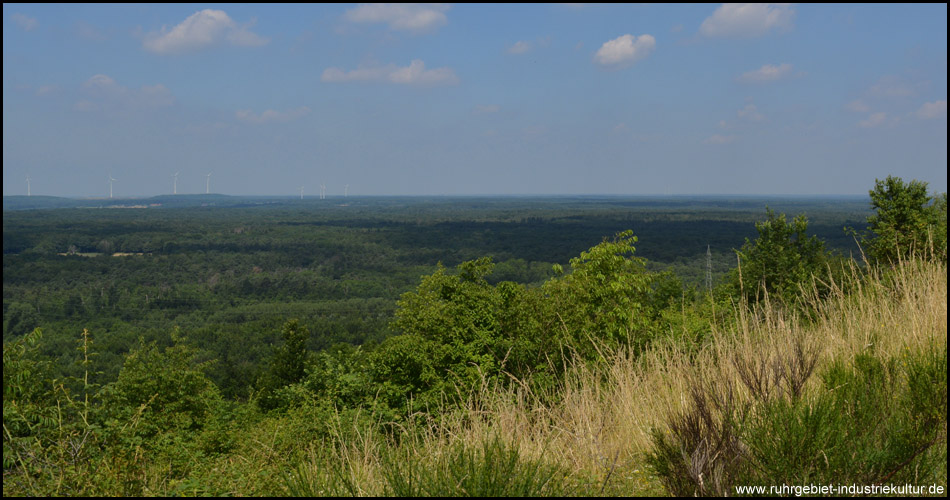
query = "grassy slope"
xmin=279 ymin=257 xmax=946 ymax=496
xmin=5 ymin=258 xmax=943 ymax=496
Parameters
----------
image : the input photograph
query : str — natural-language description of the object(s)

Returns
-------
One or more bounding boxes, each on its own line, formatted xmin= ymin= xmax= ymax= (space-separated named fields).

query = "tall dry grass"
xmin=296 ymin=257 xmax=946 ymax=495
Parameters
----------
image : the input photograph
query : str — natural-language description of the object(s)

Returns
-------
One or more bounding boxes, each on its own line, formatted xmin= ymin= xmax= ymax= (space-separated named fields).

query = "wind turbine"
xmin=344 ymin=184 xmax=349 ymax=199
xmin=299 ymin=186 xmax=305 ymax=200
xmin=172 ymin=171 xmax=180 ymax=195
xmin=320 ymin=182 xmax=326 ymax=200
xmin=206 ymin=172 xmax=212 ymax=194
xmin=108 ymin=174 xmax=117 ymax=199
xmin=26 ymin=175 xmax=31 ymax=197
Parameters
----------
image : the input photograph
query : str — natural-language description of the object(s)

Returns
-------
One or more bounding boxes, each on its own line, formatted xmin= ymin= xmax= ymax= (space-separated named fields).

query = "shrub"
xmin=380 ymin=435 xmax=570 ymax=497
xmin=648 ymin=342 xmax=947 ymax=496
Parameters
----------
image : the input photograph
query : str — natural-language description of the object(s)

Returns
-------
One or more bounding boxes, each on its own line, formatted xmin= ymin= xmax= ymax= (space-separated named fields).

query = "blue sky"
xmin=3 ymin=3 xmax=947 ymax=197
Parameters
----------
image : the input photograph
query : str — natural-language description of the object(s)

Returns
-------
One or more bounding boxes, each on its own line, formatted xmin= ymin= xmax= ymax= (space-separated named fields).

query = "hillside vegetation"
xmin=3 ymin=177 xmax=946 ymax=496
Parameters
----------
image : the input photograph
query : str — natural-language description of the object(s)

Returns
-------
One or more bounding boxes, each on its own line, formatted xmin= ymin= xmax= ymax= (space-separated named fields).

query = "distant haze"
xmin=3 ymin=4 xmax=947 ymax=197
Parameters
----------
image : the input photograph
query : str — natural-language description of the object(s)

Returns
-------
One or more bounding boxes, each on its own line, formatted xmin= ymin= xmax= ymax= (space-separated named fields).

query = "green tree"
xmin=866 ymin=176 xmax=946 ymax=263
xmin=543 ymin=230 xmax=657 ymax=359
xmin=4 ymin=302 xmax=38 ymax=338
xmin=256 ymin=319 xmax=312 ymax=411
xmin=384 ymin=257 xmax=507 ymax=412
xmin=730 ymin=208 xmax=829 ymax=305
xmin=100 ymin=334 xmax=223 ymax=441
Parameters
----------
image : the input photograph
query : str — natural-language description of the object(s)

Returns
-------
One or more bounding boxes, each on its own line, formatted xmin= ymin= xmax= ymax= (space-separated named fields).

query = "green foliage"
xmin=548 ymin=230 xmax=648 ymax=340
xmin=866 ymin=175 xmax=947 ymax=263
xmin=6 ymin=196 xmax=914 ymax=496
xmin=648 ymin=343 xmax=948 ymax=496
xmin=375 ymin=231 xmax=691 ymax=416
xmin=380 ymin=435 xmax=570 ymax=497
xmin=393 ymin=257 xmax=501 ymax=360
xmin=3 ymin=196 xmax=869 ymax=399
xmin=383 ymin=257 xmax=515 ymax=413
xmin=4 ymin=329 xmax=108 ymax=496
xmin=543 ymin=230 xmax=669 ymax=362
xmin=297 ymin=342 xmax=372 ymax=410
xmin=96 ymin=331 xmax=229 ymax=492
xmin=3 ymin=329 xmax=57 ymax=473
xmin=101 ymin=333 xmax=224 ymax=441
xmin=368 ymin=334 xmax=455 ymax=415
xmin=729 ymin=208 xmax=830 ymax=305
xmin=256 ymin=319 xmax=313 ymax=411
xmin=3 ymin=302 xmax=38 ymax=338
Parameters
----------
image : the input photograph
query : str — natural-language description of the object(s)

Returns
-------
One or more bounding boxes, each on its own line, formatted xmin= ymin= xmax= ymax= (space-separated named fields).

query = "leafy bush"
xmin=97 ymin=333 xmax=229 ymax=490
xmin=543 ymin=230 xmax=656 ymax=355
xmin=866 ymin=176 xmax=947 ymax=263
xmin=648 ymin=342 xmax=947 ymax=496
xmin=728 ymin=208 xmax=830 ymax=305
xmin=376 ymin=231 xmax=673 ymax=416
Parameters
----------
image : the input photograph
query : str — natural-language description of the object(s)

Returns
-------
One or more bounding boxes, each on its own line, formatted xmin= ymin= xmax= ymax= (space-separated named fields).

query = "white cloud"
xmin=235 ymin=106 xmax=312 ymax=124
xmin=390 ymin=60 xmax=458 ymax=85
xmin=704 ymin=134 xmax=737 ymax=145
xmin=344 ymin=3 xmax=448 ymax=33
xmin=700 ymin=3 xmax=795 ymax=38
xmin=76 ymin=74 xmax=175 ymax=111
xmin=12 ymin=13 xmax=37 ymax=31
xmin=916 ymin=100 xmax=947 ymax=119
xmin=737 ymin=63 xmax=793 ymax=83
xmin=858 ymin=112 xmax=887 ymax=128
xmin=594 ymin=34 xmax=656 ymax=67
xmin=506 ymin=37 xmax=551 ymax=55
xmin=508 ymin=41 xmax=532 ymax=55
xmin=143 ymin=9 xmax=268 ymax=55
xmin=84 ymin=74 xmax=117 ymax=89
xmin=737 ymin=104 xmax=764 ymax=122
xmin=322 ymin=60 xmax=459 ymax=86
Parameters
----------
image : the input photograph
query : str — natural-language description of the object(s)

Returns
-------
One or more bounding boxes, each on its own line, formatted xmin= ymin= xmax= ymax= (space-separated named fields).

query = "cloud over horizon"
xmin=143 ymin=9 xmax=268 ymax=55
xmin=344 ymin=3 xmax=449 ymax=33
xmin=700 ymin=3 xmax=795 ymax=38
xmin=75 ymin=74 xmax=175 ymax=112
xmin=594 ymin=34 xmax=656 ymax=67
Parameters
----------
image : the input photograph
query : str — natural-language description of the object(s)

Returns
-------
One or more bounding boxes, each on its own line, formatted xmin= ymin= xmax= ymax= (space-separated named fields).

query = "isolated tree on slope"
xmin=731 ymin=208 xmax=828 ymax=305
xmin=866 ymin=176 xmax=946 ymax=263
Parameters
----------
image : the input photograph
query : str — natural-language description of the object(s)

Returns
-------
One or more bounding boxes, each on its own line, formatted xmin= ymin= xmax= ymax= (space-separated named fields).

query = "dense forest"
xmin=3 ymin=194 xmax=869 ymax=398
xmin=3 ymin=177 xmax=947 ymax=496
